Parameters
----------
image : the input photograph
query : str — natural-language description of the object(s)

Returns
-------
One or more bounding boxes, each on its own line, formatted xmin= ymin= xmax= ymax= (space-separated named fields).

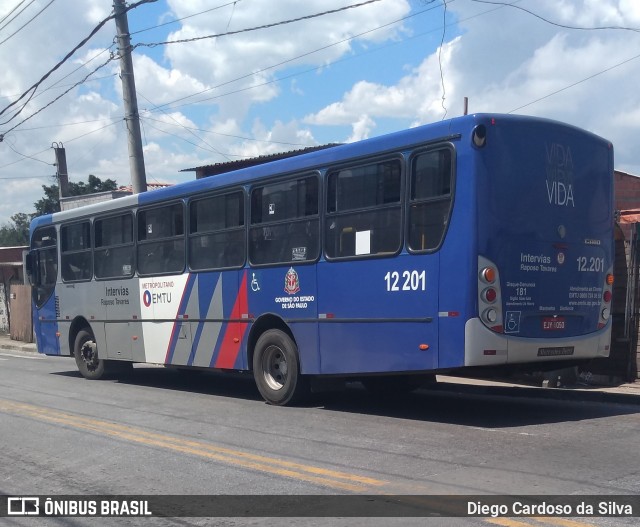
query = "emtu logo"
xmin=545 ymin=142 xmax=575 ymax=207
xmin=143 ymin=290 xmax=172 ymax=307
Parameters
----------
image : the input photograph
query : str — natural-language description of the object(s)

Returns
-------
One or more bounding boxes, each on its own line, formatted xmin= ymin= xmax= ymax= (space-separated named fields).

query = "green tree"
xmin=33 ymin=174 xmax=118 ymax=217
xmin=0 ymin=212 xmax=31 ymax=246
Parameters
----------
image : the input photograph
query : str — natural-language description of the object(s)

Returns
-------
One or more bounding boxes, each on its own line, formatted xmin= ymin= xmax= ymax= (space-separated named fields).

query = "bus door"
xmin=27 ymin=226 xmax=61 ymax=355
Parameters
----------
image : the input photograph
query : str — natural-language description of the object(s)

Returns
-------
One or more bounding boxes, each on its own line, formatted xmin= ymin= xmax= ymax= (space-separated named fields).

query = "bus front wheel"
xmin=252 ymin=329 xmax=308 ymax=406
xmin=73 ymin=329 xmax=106 ymax=380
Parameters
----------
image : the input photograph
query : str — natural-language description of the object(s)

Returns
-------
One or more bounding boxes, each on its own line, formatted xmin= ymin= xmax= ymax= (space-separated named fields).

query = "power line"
xmin=1 ymin=55 xmax=116 ymax=136
xmin=438 ymin=1 xmax=448 ymax=119
xmin=143 ymin=115 xmax=313 ymax=147
xmin=468 ymin=0 xmax=640 ymax=33
xmin=137 ymin=0 xmax=383 ymax=48
xmin=3 ymin=139 xmax=52 ymax=167
xmin=0 ymin=0 xmax=157 ymax=131
xmin=0 ymin=0 xmax=35 ymax=32
xmin=137 ymin=90 xmax=231 ymax=160
xmin=509 ymin=50 xmax=640 ymax=113
xmin=0 ymin=0 xmax=56 ymax=47
xmin=130 ymin=0 xmax=243 ymax=36
xmin=150 ymin=2 xmax=441 ymax=112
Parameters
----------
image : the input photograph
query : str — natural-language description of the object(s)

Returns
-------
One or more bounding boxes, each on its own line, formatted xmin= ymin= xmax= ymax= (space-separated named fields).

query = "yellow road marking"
xmin=0 ymin=399 xmax=386 ymax=493
xmin=487 ymin=518 xmax=537 ymax=527
xmin=533 ymin=517 xmax=600 ymax=527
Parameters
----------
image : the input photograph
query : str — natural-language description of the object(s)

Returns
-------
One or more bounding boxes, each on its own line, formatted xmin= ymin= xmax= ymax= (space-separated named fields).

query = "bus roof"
xmin=30 ymin=113 xmax=610 ymax=231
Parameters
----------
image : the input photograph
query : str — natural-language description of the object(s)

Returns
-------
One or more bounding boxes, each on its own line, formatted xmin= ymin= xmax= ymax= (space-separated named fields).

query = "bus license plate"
xmin=542 ymin=317 xmax=565 ymax=331
xmin=537 ymin=346 xmax=574 ymax=357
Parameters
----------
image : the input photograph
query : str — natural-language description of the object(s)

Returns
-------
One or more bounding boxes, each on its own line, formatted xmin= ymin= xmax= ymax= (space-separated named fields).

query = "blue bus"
xmin=26 ymin=114 xmax=614 ymax=405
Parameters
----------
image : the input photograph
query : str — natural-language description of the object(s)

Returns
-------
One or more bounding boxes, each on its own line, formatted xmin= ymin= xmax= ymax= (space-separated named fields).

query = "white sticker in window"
xmin=355 ymin=230 xmax=371 ymax=255
xmin=269 ymin=204 xmax=275 ymax=215
xmin=147 ymin=224 xmax=153 ymax=234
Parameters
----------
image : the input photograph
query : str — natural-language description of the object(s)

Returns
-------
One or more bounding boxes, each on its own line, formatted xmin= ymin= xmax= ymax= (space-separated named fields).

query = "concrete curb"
xmin=429 ymin=377 xmax=640 ymax=406
xmin=0 ymin=341 xmax=37 ymax=354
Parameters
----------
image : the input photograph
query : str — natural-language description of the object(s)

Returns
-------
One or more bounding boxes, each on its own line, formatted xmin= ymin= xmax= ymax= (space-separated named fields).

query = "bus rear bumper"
xmin=464 ymin=318 xmax=611 ymax=367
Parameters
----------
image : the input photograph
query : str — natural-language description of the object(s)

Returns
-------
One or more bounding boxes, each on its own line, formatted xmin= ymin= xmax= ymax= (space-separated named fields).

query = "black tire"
xmin=362 ymin=374 xmax=435 ymax=396
xmin=252 ymin=329 xmax=309 ymax=406
xmin=73 ymin=329 xmax=105 ymax=380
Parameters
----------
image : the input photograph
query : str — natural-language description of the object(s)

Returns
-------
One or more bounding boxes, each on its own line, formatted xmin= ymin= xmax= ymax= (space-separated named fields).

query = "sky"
xmin=1 ymin=0 xmax=639 ymax=226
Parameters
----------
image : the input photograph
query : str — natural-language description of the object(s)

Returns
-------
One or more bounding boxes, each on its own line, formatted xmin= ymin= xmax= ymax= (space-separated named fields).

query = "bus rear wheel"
xmin=253 ymin=329 xmax=308 ymax=406
xmin=73 ymin=329 xmax=106 ymax=380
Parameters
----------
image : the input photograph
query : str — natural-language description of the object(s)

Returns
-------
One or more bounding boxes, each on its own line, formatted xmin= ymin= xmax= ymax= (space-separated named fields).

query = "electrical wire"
xmin=0 ymin=0 xmax=156 ymax=129
xmin=468 ymin=0 xmax=640 ymax=33
xmin=130 ymin=0 xmax=243 ymax=36
xmin=0 ymin=0 xmax=35 ymax=32
xmin=0 ymin=0 xmax=56 ymax=47
xmin=1 ymin=55 xmax=116 ymax=136
xmin=150 ymin=2 xmax=441 ymax=111
xmin=137 ymin=0 xmax=383 ymax=48
xmin=143 ymin=116 xmax=313 ymax=147
xmin=438 ymin=1 xmax=448 ymax=119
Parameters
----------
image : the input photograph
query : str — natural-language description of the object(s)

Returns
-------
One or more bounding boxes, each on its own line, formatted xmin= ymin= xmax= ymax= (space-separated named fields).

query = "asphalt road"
xmin=0 ymin=349 xmax=639 ymax=527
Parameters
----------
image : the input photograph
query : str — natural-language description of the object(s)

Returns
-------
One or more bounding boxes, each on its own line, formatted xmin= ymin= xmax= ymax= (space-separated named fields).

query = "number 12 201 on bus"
xmin=384 ymin=270 xmax=426 ymax=292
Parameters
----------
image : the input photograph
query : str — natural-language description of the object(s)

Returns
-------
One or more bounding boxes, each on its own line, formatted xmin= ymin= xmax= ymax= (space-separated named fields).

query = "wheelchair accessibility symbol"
xmin=504 ymin=311 xmax=521 ymax=334
xmin=251 ymin=272 xmax=260 ymax=292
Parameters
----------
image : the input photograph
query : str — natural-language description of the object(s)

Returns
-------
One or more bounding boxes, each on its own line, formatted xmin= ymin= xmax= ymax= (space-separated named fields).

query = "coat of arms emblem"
xmin=284 ymin=267 xmax=300 ymax=295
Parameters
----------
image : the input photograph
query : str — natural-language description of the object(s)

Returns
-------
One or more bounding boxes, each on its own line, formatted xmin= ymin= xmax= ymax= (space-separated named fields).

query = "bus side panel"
xmin=33 ymin=295 xmax=60 ymax=356
xmin=316 ymin=256 xmax=439 ymax=375
xmin=188 ymin=271 xmax=226 ymax=368
xmin=435 ymin=145 xmax=477 ymax=369
xmin=247 ymin=265 xmax=320 ymax=375
xmin=208 ymin=270 xmax=249 ymax=370
xmin=140 ymin=273 xmax=194 ymax=365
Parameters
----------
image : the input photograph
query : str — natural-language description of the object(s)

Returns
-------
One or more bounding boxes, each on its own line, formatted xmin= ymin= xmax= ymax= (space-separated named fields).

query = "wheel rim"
xmin=260 ymin=344 xmax=288 ymax=391
xmin=80 ymin=340 xmax=100 ymax=372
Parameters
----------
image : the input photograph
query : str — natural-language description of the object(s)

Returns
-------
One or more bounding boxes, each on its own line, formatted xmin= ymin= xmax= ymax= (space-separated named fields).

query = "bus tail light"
xmin=478 ymin=256 xmax=503 ymax=332
xmin=482 ymin=287 xmax=497 ymax=303
xmin=480 ymin=266 xmax=496 ymax=284
xmin=598 ymin=266 xmax=614 ymax=329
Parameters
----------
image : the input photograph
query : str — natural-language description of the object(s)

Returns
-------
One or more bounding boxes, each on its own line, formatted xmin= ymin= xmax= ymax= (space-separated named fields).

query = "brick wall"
xmin=615 ymin=170 xmax=640 ymax=241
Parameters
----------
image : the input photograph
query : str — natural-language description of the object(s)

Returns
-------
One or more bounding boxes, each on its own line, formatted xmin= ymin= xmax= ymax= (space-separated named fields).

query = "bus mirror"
xmin=24 ymin=251 xmax=39 ymax=286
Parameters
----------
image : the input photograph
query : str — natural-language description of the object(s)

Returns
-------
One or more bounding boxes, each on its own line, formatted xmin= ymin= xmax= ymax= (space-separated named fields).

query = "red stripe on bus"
xmin=214 ymin=271 xmax=248 ymax=369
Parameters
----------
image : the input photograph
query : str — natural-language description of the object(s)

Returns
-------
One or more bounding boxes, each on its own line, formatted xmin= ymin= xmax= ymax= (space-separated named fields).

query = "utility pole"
xmin=113 ymin=0 xmax=147 ymax=193
xmin=52 ymin=142 xmax=69 ymax=199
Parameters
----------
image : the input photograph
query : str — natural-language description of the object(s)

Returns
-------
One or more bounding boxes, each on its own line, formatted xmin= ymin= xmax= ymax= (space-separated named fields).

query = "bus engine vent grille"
xmin=55 ymin=296 xmax=60 ymax=319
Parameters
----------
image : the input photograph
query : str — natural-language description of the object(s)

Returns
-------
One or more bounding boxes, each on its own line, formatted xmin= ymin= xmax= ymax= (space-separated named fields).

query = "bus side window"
xmin=189 ymin=191 xmax=245 ymax=271
xmin=137 ymin=203 xmax=185 ymax=276
xmin=61 ymin=221 xmax=92 ymax=282
xmin=325 ymin=160 xmax=402 ymax=259
xmin=249 ymin=175 xmax=320 ymax=266
xmin=95 ymin=213 xmax=134 ymax=279
xmin=408 ymin=148 xmax=453 ymax=252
